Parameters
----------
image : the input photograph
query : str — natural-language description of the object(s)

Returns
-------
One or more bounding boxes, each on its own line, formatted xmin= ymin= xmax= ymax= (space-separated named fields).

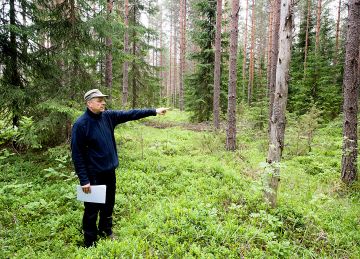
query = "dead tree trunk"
xmin=266 ymin=0 xmax=294 ymax=207
xmin=341 ymin=0 xmax=360 ymax=184
xmin=213 ymin=0 xmax=223 ymax=130
xmin=226 ymin=0 xmax=240 ymax=151
xmin=268 ymin=0 xmax=281 ymax=131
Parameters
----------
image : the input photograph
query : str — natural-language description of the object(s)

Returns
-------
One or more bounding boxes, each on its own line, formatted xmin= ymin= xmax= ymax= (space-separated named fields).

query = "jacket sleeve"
xmin=71 ymin=123 xmax=90 ymax=186
xmin=106 ymin=109 xmax=157 ymax=125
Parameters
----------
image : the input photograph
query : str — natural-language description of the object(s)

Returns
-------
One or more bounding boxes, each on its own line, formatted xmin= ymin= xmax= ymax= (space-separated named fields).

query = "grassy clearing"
xmin=0 ymin=110 xmax=359 ymax=258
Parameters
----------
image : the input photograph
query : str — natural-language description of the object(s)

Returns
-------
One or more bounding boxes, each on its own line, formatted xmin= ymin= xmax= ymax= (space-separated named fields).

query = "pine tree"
xmin=341 ymin=0 xmax=360 ymax=184
xmin=226 ymin=0 xmax=239 ymax=151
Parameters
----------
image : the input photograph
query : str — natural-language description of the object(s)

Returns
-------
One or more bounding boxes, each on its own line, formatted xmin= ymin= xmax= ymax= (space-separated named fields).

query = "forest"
xmin=0 ymin=0 xmax=359 ymax=257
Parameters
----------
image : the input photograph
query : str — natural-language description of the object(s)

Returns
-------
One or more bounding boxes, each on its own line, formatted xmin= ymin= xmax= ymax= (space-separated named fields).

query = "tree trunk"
xmin=105 ymin=0 xmax=113 ymax=101
xmin=303 ymin=0 xmax=311 ymax=78
xmin=242 ymin=0 xmax=249 ymax=100
xmin=266 ymin=1 xmax=273 ymax=90
xmin=247 ymin=0 xmax=256 ymax=105
xmin=226 ymin=0 xmax=240 ymax=151
xmin=315 ymin=0 xmax=322 ymax=53
xmin=266 ymin=0 xmax=294 ymax=208
xmin=341 ymin=0 xmax=360 ymax=184
xmin=213 ymin=0 xmax=223 ymax=130
xmin=122 ymin=0 xmax=129 ymax=107
xmin=268 ymin=0 xmax=281 ymax=131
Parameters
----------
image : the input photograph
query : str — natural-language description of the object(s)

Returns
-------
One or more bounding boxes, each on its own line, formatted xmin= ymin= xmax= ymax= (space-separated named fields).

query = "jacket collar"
xmin=86 ymin=108 xmax=102 ymax=119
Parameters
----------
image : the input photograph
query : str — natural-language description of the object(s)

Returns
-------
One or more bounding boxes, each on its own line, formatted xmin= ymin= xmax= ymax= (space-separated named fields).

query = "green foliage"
xmin=285 ymin=106 xmax=322 ymax=156
xmin=16 ymin=116 xmax=42 ymax=149
xmin=1 ymin=110 xmax=359 ymax=258
xmin=289 ymin=6 xmax=343 ymax=120
xmin=185 ymin=0 xmax=228 ymax=122
xmin=0 ymin=120 xmax=18 ymax=145
xmin=0 ymin=116 xmax=41 ymax=149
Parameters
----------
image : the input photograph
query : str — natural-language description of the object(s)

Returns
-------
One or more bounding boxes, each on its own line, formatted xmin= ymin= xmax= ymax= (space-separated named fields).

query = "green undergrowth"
xmin=0 ymin=110 xmax=359 ymax=258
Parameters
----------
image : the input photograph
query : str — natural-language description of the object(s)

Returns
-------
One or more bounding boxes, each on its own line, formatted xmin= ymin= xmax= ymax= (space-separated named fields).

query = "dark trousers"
xmin=83 ymin=170 xmax=116 ymax=247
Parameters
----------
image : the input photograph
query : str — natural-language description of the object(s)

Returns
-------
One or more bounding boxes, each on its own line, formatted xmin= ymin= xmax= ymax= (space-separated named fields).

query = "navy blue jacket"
xmin=71 ymin=108 xmax=157 ymax=185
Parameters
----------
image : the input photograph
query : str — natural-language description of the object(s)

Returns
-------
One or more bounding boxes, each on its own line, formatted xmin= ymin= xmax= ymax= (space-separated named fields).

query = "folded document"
xmin=76 ymin=185 xmax=106 ymax=204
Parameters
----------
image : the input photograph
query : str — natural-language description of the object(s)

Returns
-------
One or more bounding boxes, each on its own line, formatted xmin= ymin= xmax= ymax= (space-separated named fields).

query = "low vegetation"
xmin=0 ymin=110 xmax=359 ymax=258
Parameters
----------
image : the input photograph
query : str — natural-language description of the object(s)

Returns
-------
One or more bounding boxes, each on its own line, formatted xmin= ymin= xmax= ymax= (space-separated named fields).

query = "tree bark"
xmin=122 ymin=0 xmax=129 ymax=107
xmin=213 ymin=0 xmax=223 ymax=130
xmin=266 ymin=0 xmax=294 ymax=207
xmin=315 ymin=0 xmax=322 ymax=53
xmin=268 ymin=0 xmax=281 ymax=131
xmin=226 ymin=0 xmax=240 ymax=151
xmin=341 ymin=0 xmax=360 ymax=184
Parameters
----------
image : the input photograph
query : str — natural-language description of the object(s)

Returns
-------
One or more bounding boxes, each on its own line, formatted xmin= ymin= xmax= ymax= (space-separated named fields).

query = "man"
xmin=71 ymin=89 xmax=168 ymax=247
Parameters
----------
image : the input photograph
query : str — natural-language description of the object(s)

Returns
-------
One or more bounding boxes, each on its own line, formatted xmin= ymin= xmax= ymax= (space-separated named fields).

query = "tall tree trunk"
xmin=303 ymin=0 xmax=311 ymax=78
xmin=341 ymin=0 xmax=360 ymax=184
xmin=268 ymin=0 xmax=281 ymax=131
xmin=226 ymin=0 xmax=240 ymax=151
xmin=334 ymin=0 xmax=342 ymax=66
xmin=213 ymin=0 xmax=223 ymax=130
xmin=247 ymin=0 xmax=256 ymax=105
xmin=242 ymin=0 xmax=249 ymax=100
xmin=315 ymin=0 xmax=322 ymax=53
xmin=266 ymin=0 xmax=294 ymax=208
xmin=105 ymin=0 xmax=113 ymax=101
xmin=122 ymin=0 xmax=129 ymax=107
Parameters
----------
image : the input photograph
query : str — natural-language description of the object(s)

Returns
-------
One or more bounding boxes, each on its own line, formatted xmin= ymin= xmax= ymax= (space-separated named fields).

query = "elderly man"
xmin=71 ymin=89 xmax=168 ymax=247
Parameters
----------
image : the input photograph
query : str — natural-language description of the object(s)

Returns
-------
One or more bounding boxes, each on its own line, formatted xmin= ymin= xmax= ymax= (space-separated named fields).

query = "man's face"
xmin=87 ymin=97 xmax=106 ymax=114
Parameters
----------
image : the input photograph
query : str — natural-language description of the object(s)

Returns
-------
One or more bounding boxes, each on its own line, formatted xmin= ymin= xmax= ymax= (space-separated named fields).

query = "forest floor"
xmin=0 ymin=109 xmax=359 ymax=258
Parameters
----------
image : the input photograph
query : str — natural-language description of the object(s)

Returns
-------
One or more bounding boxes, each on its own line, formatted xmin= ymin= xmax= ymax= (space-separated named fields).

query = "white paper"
xmin=76 ymin=185 xmax=107 ymax=204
